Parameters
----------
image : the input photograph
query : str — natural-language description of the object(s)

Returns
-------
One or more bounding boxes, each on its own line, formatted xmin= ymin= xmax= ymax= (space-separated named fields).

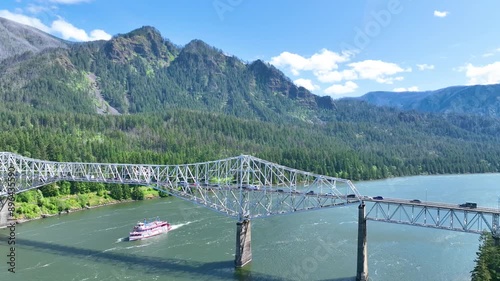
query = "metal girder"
xmin=0 ymin=152 xmax=361 ymax=220
xmin=365 ymin=200 xmax=500 ymax=235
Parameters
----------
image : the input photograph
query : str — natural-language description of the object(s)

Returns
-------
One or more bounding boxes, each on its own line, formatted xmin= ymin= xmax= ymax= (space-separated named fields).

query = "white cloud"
xmin=324 ymin=81 xmax=358 ymax=95
xmin=316 ymin=69 xmax=358 ymax=83
xmin=294 ymin=78 xmax=320 ymax=91
xmin=48 ymin=0 xmax=92 ymax=4
xmin=271 ymin=50 xmax=410 ymax=97
xmin=416 ymin=64 xmax=435 ymax=71
xmin=270 ymin=49 xmax=350 ymax=76
xmin=52 ymin=19 xmax=111 ymax=41
xmin=0 ymin=10 xmax=111 ymax=41
xmin=393 ymin=86 xmax=419 ymax=92
xmin=347 ymin=60 xmax=409 ymax=84
xmin=434 ymin=10 xmax=449 ymax=18
xmin=463 ymin=62 xmax=500 ymax=85
xmin=26 ymin=4 xmax=53 ymax=14
xmin=0 ymin=9 xmax=50 ymax=32
xmin=482 ymin=48 xmax=500 ymax=57
xmin=89 ymin=29 xmax=111 ymax=40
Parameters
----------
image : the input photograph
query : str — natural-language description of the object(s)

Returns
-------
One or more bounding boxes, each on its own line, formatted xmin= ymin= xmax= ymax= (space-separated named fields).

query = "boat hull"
xmin=129 ymin=220 xmax=171 ymax=241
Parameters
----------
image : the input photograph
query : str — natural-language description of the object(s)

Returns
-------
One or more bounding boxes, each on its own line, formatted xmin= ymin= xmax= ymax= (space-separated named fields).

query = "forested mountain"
xmin=357 ymin=84 xmax=500 ymax=117
xmin=0 ymin=18 xmax=331 ymax=122
xmin=2 ymin=17 xmax=500 ymax=182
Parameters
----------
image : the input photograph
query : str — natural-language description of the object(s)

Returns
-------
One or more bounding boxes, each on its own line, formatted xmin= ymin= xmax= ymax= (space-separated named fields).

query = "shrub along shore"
xmin=13 ymin=181 xmax=169 ymax=222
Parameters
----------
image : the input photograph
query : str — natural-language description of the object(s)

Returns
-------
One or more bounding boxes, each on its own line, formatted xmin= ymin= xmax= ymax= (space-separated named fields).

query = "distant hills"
xmin=356 ymin=84 xmax=500 ymax=118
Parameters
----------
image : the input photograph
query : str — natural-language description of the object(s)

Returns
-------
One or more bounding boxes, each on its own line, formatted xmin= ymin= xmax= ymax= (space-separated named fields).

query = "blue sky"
xmin=1 ymin=0 xmax=500 ymax=98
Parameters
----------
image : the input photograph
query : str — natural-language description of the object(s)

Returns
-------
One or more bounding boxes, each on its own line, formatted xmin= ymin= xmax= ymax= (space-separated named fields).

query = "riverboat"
xmin=129 ymin=217 xmax=171 ymax=241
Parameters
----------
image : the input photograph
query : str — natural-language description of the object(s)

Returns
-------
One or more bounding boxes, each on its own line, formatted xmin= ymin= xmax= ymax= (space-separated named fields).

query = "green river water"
xmin=1 ymin=173 xmax=499 ymax=281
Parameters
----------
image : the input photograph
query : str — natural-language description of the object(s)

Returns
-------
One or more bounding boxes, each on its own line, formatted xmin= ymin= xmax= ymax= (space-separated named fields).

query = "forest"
xmin=471 ymin=232 xmax=500 ymax=281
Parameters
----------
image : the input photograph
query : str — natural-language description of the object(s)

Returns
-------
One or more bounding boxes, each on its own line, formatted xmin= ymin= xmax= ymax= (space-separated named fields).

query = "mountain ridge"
xmin=356 ymin=84 xmax=500 ymax=117
xmin=0 ymin=18 xmax=332 ymax=122
xmin=0 ymin=17 xmax=68 ymax=62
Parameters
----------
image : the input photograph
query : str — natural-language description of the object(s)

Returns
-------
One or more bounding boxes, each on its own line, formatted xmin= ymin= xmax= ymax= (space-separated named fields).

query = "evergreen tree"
xmin=131 ymin=186 xmax=145 ymax=200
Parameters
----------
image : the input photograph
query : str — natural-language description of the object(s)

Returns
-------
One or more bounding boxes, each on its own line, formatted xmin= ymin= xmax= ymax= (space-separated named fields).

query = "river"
xmin=1 ymin=173 xmax=499 ymax=281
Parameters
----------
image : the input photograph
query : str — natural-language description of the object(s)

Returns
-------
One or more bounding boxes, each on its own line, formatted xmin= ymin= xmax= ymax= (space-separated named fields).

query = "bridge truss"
xmin=364 ymin=199 xmax=500 ymax=236
xmin=0 ymin=152 xmax=361 ymax=220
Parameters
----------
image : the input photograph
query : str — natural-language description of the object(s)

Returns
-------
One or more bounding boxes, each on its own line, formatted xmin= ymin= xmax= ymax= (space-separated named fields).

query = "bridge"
xmin=1 ymin=152 xmax=499 ymax=281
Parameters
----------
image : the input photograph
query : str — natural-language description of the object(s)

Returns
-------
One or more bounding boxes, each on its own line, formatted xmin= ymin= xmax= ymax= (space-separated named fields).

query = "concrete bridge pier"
xmin=356 ymin=202 xmax=368 ymax=281
xmin=235 ymin=219 xmax=252 ymax=267
xmin=0 ymin=198 xmax=10 ymax=228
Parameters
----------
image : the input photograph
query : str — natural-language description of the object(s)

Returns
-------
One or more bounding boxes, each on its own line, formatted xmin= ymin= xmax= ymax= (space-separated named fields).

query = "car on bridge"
xmin=241 ymin=184 xmax=259 ymax=190
xmin=410 ymin=199 xmax=421 ymax=203
xmin=373 ymin=196 xmax=383 ymax=200
xmin=459 ymin=202 xmax=477 ymax=208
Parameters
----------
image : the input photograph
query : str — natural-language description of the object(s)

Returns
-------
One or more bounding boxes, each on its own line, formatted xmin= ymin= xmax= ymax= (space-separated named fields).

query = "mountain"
xmin=357 ymin=84 xmax=500 ymax=117
xmin=0 ymin=19 xmax=332 ymax=122
xmin=0 ymin=17 xmax=68 ymax=62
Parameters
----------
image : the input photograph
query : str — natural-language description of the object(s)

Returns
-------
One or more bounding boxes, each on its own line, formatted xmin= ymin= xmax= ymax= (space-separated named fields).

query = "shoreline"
xmin=1 ymin=196 xmax=163 ymax=229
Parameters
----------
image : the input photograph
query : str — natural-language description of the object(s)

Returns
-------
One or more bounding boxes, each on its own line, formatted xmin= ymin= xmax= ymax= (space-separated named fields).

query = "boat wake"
xmin=125 ymin=243 xmax=151 ymax=249
xmin=115 ymin=237 xmax=129 ymax=243
xmin=339 ymin=220 xmax=357 ymax=225
xmin=25 ymin=262 xmax=54 ymax=270
xmin=103 ymin=243 xmax=151 ymax=253
xmin=169 ymin=221 xmax=195 ymax=231
xmin=103 ymin=247 xmax=119 ymax=252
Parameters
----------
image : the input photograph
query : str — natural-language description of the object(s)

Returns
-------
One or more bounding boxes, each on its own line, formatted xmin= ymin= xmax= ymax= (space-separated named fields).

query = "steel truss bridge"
xmin=1 ymin=152 xmax=499 ymax=280
xmin=0 ymin=152 xmax=362 ymax=220
xmin=364 ymin=197 xmax=500 ymax=235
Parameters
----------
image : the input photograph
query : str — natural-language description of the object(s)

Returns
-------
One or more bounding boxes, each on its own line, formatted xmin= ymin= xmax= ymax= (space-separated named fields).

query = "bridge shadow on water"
xmin=1 ymin=234 xmax=285 ymax=281
xmin=1 ymin=233 xmax=358 ymax=281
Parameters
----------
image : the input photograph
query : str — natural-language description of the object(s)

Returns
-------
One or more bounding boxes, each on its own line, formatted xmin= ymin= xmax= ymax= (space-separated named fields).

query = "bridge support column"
xmin=494 ymin=234 xmax=500 ymax=247
xmin=235 ymin=219 xmax=252 ymax=267
xmin=356 ymin=202 xmax=368 ymax=281
xmin=0 ymin=198 xmax=10 ymax=228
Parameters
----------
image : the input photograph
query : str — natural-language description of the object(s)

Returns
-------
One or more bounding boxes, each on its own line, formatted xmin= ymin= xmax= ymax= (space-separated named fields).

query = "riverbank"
xmin=2 ymin=196 xmax=168 ymax=229
xmin=12 ymin=199 xmax=131 ymax=226
xmin=5 ymin=185 xmax=167 ymax=228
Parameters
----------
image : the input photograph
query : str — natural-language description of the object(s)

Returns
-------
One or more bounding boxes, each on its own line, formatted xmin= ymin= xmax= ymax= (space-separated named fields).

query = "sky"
xmin=1 ymin=0 xmax=500 ymax=98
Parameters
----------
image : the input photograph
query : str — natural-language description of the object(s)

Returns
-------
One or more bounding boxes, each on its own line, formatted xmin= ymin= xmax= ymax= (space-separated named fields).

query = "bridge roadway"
xmin=364 ymin=196 xmax=499 ymax=213
xmin=363 ymin=196 xmax=499 ymax=235
xmin=1 ymin=152 xmax=499 ymax=281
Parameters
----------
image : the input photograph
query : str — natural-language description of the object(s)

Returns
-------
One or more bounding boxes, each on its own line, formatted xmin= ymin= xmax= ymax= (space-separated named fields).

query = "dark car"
xmin=410 ymin=199 xmax=421 ymax=203
xmin=347 ymin=194 xmax=356 ymax=198
xmin=373 ymin=196 xmax=384 ymax=200
xmin=459 ymin=202 xmax=477 ymax=208
xmin=306 ymin=190 xmax=315 ymax=195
